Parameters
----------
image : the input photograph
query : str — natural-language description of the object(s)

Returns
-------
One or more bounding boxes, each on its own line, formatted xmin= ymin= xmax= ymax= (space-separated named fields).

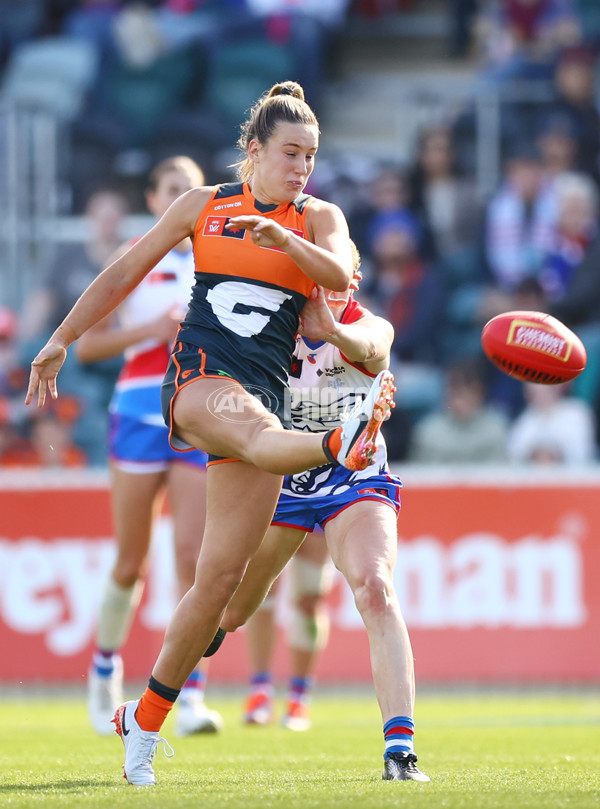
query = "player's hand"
xmin=226 ymin=215 xmax=290 ymax=249
xmin=25 ymin=341 xmax=68 ymax=407
xmin=298 ymin=286 xmax=337 ymax=341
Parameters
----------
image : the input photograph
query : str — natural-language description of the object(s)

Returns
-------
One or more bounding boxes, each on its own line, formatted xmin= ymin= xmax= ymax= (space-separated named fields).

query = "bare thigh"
xmin=324 ymin=500 xmax=399 ymax=586
xmin=109 ymin=464 xmax=165 ymax=587
xmin=166 ymin=461 xmax=207 ymax=596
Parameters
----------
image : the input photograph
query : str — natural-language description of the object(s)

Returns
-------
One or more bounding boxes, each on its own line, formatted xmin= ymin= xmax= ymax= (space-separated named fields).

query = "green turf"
xmin=1 ymin=691 xmax=599 ymax=808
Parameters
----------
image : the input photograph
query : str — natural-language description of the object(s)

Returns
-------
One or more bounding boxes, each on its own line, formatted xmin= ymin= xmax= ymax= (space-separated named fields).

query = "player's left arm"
xmin=299 ymin=287 xmax=393 ymax=374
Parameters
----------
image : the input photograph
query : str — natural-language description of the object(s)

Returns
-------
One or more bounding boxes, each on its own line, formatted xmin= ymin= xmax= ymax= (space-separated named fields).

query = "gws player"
xmin=26 ymin=81 xmax=394 ymax=785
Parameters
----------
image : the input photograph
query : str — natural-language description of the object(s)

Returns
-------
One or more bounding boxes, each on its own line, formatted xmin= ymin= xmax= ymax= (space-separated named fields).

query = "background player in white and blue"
xmin=76 ymin=156 xmax=222 ymax=739
xmin=221 ymin=254 xmax=430 ymax=782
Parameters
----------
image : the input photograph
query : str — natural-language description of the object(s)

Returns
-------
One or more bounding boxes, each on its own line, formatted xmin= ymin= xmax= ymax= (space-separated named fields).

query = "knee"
xmin=222 ymin=590 xmax=276 ymax=633
xmin=288 ymin=597 xmax=329 ymax=652
xmin=352 ymin=571 xmax=396 ymax=618
xmin=194 ymin=565 xmax=245 ymax=613
xmin=296 ymin=592 xmax=321 ymax=618
xmin=112 ymin=560 xmax=146 ymax=589
xmin=220 ymin=604 xmax=245 ymax=632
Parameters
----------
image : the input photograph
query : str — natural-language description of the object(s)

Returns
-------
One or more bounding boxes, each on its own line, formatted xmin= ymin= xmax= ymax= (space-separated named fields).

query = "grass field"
xmin=1 ymin=690 xmax=599 ymax=809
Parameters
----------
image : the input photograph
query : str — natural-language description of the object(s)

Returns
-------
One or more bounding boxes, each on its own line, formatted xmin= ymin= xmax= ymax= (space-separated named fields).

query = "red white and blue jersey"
xmin=111 ymin=244 xmax=194 ymax=423
xmin=281 ymin=297 xmax=390 ymax=500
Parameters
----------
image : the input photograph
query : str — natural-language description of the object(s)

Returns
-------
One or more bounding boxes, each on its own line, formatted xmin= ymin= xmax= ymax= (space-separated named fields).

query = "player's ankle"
xmin=322 ymin=428 xmax=342 ymax=464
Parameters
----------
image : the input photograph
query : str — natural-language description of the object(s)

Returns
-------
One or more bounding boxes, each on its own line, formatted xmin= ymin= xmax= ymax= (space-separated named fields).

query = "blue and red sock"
xmin=383 ymin=715 xmax=415 ymax=759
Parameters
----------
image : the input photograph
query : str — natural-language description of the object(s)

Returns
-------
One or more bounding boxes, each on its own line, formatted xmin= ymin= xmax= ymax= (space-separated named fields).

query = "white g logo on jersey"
xmin=206 ymin=281 xmax=292 ymax=337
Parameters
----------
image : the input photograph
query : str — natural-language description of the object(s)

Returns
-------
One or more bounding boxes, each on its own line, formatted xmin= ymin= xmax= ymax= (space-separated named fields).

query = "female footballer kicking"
xmin=26 ymin=82 xmax=394 ymax=786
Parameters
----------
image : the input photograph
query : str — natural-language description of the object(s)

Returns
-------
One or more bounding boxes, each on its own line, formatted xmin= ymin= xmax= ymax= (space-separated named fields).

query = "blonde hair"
xmin=555 ymin=171 xmax=598 ymax=217
xmin=234 ymin=81 xmax=319 ymax=182
xmin=148 ymin=155 xmax=205 ymax=191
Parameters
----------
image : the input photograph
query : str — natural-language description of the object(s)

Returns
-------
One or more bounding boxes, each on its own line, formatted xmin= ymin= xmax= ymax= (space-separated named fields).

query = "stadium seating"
xmin=0 ymin=37 xmax=98 ymax=121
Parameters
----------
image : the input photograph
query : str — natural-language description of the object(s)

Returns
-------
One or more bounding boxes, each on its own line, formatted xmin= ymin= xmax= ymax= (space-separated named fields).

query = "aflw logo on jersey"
xmin=203 ymin=216 xmax=245 ymax=239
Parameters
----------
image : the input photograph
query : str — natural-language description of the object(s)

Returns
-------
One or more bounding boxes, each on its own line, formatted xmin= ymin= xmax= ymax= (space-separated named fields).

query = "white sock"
xmin=96 ymin=577 xmax=144 ymax=652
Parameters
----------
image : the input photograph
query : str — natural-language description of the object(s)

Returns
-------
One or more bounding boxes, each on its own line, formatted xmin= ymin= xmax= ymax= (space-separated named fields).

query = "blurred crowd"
xmin=2 ymin=0 xmax=600 ymax=468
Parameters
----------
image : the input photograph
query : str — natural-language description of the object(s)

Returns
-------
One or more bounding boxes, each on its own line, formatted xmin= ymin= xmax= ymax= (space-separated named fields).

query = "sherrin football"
xmin=481 ymin=310 xmax=587 ymax=384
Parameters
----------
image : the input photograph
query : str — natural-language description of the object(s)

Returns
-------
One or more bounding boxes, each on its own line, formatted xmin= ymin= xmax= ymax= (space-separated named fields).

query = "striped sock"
xmin=135 ymin=676 xmax=180 ymax=732
xmin=288 ymin=676 xmax=312 ymax=703
xmin=251 ymin=671 xmax=273 ymax=696
xmin=383 ymin=715 xmax=415 ymax=759
xmin=180 ymin=670 xmax=207 ymax=704
xmin=92 ymin=649 xmax=118 ymax=677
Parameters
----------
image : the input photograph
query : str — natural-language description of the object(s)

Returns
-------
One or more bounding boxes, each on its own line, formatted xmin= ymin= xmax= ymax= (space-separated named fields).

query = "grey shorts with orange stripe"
xmin=161 ymin=340 xmax=291 ymax=462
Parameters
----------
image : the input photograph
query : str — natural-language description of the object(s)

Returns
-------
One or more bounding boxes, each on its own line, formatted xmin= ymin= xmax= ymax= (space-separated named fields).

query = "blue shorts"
xmin=109 ymin=412 xmax=207 ymax=473
xmin=272 ymin=474 xmax=401 ymax=532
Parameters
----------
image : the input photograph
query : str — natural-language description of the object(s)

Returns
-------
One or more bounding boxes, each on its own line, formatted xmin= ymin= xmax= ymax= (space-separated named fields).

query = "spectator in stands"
xmin=361 ymin=217 xmax=445 ymax=415
xmin=507 ymin=381 xmax=597 ymax=464
xmin=448 ymin=0 xmax=478 ymax=58
xmin=407 ymin=124 xmax=480 ymax=262
xmin=1 ymin=394 xmax=87 ymax=467
xmin=536 ymin=111 xmax=579 ymax=182
xmin=26 ymin=395 xmax=87 ymax=467
xmin=349 ymin=164 xmax=421 ymax=267
xmin=0 ymin=306 xmax=25 ymax=399
xmin=539 ymin=171 xmax=598 ymax=302
xmin=20 ymin=186 xmax=129 ymax=465
xmin=484 ymin=140 xmax=556 ymax=292
xmin=0 ymin=397 xmax=28 ymax=467
xmin=475 ymin=0 xmax=582 ymax=83
xmin=408 ymin=357 xmax=509 ymax=464
xmin=23 ymin=186 xmax=129 ymax=341
xmin=546 ymin=44 xmax=600 ymax=186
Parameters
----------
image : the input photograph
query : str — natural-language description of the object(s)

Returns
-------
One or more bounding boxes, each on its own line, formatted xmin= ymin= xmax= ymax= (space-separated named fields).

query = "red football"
xmin=481 ymin=310 xmax=587 ymax=384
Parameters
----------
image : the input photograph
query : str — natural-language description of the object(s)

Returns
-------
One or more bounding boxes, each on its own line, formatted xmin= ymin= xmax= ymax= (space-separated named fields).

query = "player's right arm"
xmin=25 ymin=187 xmax=212 ymax=406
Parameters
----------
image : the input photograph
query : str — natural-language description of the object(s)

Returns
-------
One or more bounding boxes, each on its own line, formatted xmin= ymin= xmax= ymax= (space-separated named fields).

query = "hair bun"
xmin=269 ymin=81 xmax=305 ymax=101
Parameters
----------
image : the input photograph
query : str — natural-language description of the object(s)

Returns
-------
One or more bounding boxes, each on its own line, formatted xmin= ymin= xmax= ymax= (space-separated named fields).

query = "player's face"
xmin=146 ymin=169 xmax=197 ymax=218
xmin=250 ymin=122 xmax=319 ymax=204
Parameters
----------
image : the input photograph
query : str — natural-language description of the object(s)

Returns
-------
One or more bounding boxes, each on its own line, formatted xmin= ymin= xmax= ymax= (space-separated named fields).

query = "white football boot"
xmin=174 ymin=692 xmax=224 ymax=736
xmin=112 ymin=700 xmax=174 ymax=786
xmin=88 ymin=655 xmax=124 ymax=736
xmin=323 ymin=370 xmax=395 ymax=471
